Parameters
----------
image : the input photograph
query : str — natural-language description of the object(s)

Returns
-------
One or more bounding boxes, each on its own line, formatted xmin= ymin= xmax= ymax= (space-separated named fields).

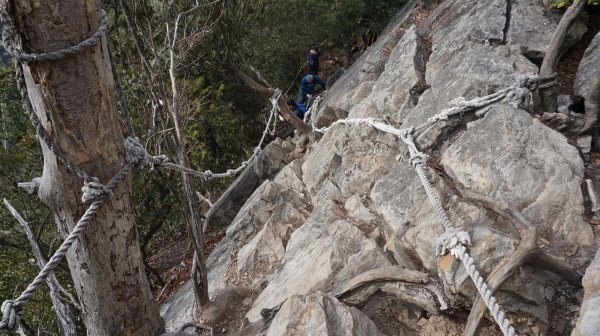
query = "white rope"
xmin=399 ymin=128 xmax=515 ymax=336
xmin=311 ymin=74 xmax=557 ymax=336
xmin=304 ymin=95 xmax=322 ymax=127
xmin=123 ymin=89 xmax=282 ymax=181
xmin=268 ymin=91 xmax=280 ymax=136
xmin=0 ymin=89 xmax=286 ymax=333
xmin=0 ymin=161 xmax=135 ymax=332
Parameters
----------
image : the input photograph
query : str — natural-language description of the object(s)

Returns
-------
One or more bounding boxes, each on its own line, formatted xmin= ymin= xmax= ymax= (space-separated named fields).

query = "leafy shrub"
xmin=549 ymin=0 xmax=600 ymax=8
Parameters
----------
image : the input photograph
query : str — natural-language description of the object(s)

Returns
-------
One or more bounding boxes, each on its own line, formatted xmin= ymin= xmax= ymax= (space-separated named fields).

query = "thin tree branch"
xmin=3 ymin=199 xmax=77 ymax=336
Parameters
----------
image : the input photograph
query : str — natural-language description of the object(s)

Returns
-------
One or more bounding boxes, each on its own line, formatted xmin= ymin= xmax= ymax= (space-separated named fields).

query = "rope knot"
xmin=149 ymin=155 xmax=169 ymax=170
xmin=270 ymin=89 xmax=282 ymax=104
xmin=124 ymin=137 xmax=147 ymax=164
xmin=81 ymin=178 xmax=112 ymax=203
xmin=435 ymin=227 xmax=471 ymax=256
xmin=399 ymin=126 xmax=415 ymax=141
xmin=204 ymin=170 xmax=214 ymax=181
xmin=1 ymin=300 xmax=22 ymax=331
xmin=408 ymin=153 xmax=428 ymax=168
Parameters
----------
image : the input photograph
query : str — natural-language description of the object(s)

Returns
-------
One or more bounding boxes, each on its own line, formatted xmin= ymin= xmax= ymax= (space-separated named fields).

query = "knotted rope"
xmin=399 ymin=127 xmax=514 ymax=336
xmin=412 ymin=74 xmax=555 ymax=134
xmin=0 ymin=159 xmax=135 ymax=332
xmin=304 ymin=95 xmax=322 ymax=127
xmin=122 ymin=89 xmax=282 ymax=181
xmin=312 ymin=74 xmax=553 ymax=336
xmin=0 ymin=2 xmax=284 ymax=331
xmin=3 ymin=10 xmax=108 ymax=63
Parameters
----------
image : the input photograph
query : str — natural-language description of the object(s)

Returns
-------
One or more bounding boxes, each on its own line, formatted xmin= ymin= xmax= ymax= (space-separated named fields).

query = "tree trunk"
xmin=540 ymin=0 xmax=586 ymax=76
xmin=538 ymin=0 xmax=586 ymax=112
xmin=180 ymin=154 xmax=210 ymax=309
xmin=10 ymin=1 xmax=162 ymax=335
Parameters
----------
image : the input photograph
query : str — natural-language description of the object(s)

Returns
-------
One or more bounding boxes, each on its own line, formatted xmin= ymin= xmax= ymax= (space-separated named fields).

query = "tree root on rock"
xmin=540 ymin=112 xmax=584 ymax=133
xmin=457 ymin=189 xmax=582 ymax=336
xmin=200 ymin=286 xmax=254 ymax=324
xmin=333 ymin=266 xmax=450 ymax=315
xmin=332 ymin=266 xmax=429 ymax=296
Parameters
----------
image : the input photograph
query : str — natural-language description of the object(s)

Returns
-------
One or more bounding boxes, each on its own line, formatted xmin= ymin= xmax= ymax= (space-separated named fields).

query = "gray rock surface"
xmin=162 ymin=0 xmax=598 ymax=334
xmin=507 ymin=0 xmax=554 ymax=59
xmin=161 ymin=157 xmax=309 ymax=331
xmin=508 ymin=0 xmax=587 ymax=60
xmin=236 ymin=160 xmax=311 ymax=274
xmin=349 ymin=25 xmax=427 ymax=124
xmin=441 ymin=105 xmax=592 ymax=246
xmin=574 ymin=31 xmax=600 ymax=100
xmin=245 ymin=204 xmax=392 ymax=321
xmin=267 ymin=292 xmax=386 ymax=336
xmin=573 ymin=247 xmax=600 ymax=336
xmin=315 ymin=0 xmax=418 ymax=127
xmin=204 ymin=139 xmax=292 ymax=231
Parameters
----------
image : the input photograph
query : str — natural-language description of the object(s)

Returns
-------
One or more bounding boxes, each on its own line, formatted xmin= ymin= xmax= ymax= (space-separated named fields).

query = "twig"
xmin=156 ymin=276 xmax=176 ymax=302
xmin=196 ymin=192 xmax=213 ymax=208
xmin=3 ymin=199 xmax=77 ymax=336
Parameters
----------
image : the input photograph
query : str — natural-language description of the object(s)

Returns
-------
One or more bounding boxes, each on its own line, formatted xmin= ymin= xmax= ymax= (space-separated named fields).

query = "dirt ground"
xmin=147 ymin=226 xmax=225 ymax=303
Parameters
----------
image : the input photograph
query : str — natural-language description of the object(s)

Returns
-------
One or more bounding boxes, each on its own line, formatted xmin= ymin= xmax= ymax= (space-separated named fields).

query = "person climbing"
xmin=307 ymin=46 xmax=321 ymax=74
xmin=297 ymin=74 xmax=326 ymax=106
xmin=286 ymin=98 xmax=307 ymax=119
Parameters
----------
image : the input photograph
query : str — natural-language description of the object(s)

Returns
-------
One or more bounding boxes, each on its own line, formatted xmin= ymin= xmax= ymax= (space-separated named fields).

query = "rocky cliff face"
xmin=162 ymin=1 xmax=600 ymax=335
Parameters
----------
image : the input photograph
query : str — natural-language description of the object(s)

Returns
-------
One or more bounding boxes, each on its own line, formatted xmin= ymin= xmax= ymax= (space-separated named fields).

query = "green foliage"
xmin=549 ymin=0 xmax=600 ymax=8
xmin=208 ymin=0 xmax=406 ymax=89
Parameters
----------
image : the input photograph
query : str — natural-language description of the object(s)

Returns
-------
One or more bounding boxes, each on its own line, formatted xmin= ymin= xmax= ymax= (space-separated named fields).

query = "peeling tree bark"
xmin=9 ymin=0 xmax=162 ymax=334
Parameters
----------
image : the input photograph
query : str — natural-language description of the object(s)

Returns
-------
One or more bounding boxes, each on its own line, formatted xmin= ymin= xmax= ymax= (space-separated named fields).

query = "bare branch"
xmin=17 ymin=177 xmax=41 ymax=194
xmin=3 ymin=199 xmax=77 ymax=336
xmin=196 ymin=192 xmax=213 ymax=208
xmin=237 ymin=69 xmax=312 ymax=135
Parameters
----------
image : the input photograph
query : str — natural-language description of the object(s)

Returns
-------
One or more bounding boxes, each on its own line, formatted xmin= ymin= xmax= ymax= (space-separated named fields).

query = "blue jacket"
xmin=300 ymin=75 xmax=326 ymax=95
xmin=296 ymin=103 xmax=307 ymax=118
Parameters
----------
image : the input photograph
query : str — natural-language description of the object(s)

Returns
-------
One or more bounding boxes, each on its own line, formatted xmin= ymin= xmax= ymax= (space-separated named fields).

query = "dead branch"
xmin=333 ymin=266 xmax=429 ymax=297
xmin=538 ymin=0 xmax=586 ymax=113
xmin=379 ymin=282 xmax=446 ymax=315
xmin=458 ymin=189 xmax=536 ymax=336
xmin=17 ymin=177 xmax=41 ymax=194
xmin=248 ymin=65 xmax=272 ymax=88
xmin=3 ymin=199 xmax=77 ymax=336
xmin=156 ymin=276 xmax=176 ymax=302
xmin=196 ymin=191 xmax=213 ymax=208
xmin=237 ymin=70 xmax=312 ymax=135
xmin=338 ymin=280 xmax=446 ymax=315
xmin=333 ymin=267 xmax=449 ymax=315
xmin=540 ymin=0 xmax=586 ymax=75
